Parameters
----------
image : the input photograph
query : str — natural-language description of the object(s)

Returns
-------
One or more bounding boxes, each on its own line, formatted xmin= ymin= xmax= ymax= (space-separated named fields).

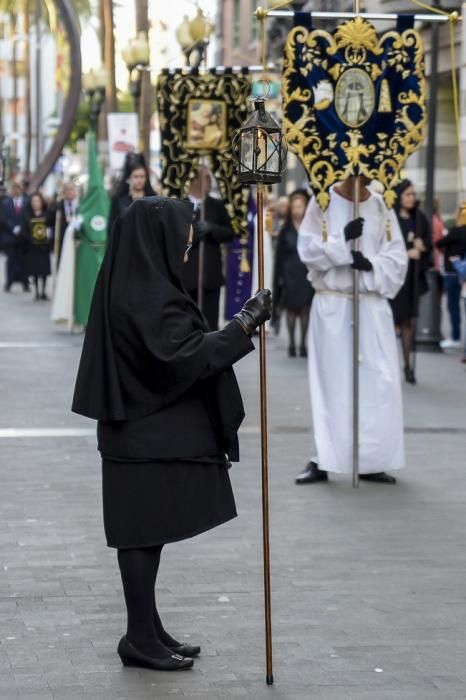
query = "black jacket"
xmin=182 ymin=195 xmax=234 ymax=291
xmin=72 ymin=197 xmax=253 ymax=462
xmin=436 ymin=225 xmax=466 ymax=274
xmin=50 ymin=199 xmax=79 ymax=260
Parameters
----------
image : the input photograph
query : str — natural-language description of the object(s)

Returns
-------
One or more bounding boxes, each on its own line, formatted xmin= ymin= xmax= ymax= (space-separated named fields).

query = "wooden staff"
xmin=256 ymin=184 xmax=273 ymax=685
xmin=352 ymin=175 xmax=360 ymax=488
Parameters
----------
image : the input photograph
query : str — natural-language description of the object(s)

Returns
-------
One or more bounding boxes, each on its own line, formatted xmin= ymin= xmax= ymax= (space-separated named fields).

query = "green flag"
xmin=74 ymin=131 xmax=110 ymax=326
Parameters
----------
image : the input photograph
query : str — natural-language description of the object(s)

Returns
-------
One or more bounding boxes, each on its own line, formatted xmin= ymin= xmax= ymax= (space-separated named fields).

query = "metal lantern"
xmin=235 ymin=98 xmax=286 ymax=185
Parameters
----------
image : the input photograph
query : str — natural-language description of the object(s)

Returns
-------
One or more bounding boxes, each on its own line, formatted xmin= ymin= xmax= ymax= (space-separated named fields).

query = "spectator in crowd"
xmin=1 ymin=181 xmax=29 ymax=292
xmin=436 ymin=206 xmax=466 ymax=351
xmin=108 ymin=153 xmax=155 ymax=238
xmin=436 ymin=205 xmax=466 ymax=353
xmin=273 ymin=189 xmax=313 ymax=357
xmin=24 ymin=192 xmax=53 ymax=300
xmin=390 ymin=180 xmax=431 ymax=384
xmin=52 ymin=182 xmax=80 ymax=262
xmin=182 ymin=166 xmax=235 ymax=330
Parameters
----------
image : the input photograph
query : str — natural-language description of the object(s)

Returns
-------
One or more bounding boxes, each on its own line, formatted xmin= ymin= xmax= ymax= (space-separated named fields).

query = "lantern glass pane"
xmin=240 ymin=130 xmax=254 ymax=172
xmin=257 ymin=129 xmax=280 ymax=174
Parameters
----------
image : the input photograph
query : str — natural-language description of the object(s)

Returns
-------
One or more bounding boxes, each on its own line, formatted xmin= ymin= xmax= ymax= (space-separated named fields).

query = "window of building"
xmin=233 ymin=0 xmax=240 ymax=49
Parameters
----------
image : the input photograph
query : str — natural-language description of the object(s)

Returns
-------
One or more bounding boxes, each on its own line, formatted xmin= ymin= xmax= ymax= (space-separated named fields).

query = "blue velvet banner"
xmin=224 ymin=195 xmax=255 ymax=320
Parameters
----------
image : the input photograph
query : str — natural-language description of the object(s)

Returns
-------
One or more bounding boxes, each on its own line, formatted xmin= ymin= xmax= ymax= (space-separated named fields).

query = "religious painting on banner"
xmin=186 ymin=100 xmax=228 ymax=150
xmin=282 ymin=14 xmax=427 ymax=211
xmin=156 ymin=69 xmax=253 ymax=316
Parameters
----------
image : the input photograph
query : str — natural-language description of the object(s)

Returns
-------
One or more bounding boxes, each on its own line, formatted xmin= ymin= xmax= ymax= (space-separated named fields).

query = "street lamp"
xmin=233 ymin=92 xmax=287 ymax=687
xmin=175 ymin=7 xmax=214 ymax=68
xmin=82 ymin=67 xmax=108 ymax=133
xmin=122 ymin=32 xmax=150 ymax=116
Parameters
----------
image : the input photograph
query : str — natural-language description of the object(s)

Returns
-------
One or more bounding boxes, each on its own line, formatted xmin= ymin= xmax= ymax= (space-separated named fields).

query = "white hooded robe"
xmin=298 ymin=190 xmax=408 ymax=474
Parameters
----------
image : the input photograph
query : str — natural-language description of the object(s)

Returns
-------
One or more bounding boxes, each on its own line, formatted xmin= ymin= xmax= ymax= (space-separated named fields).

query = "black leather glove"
xmin=351 ymin=250 xmax=373 ymax=272
xmin=234 ymin=289 xmax=272 ymax=336
xmin=193 ymin=221 xmax=212 ymax=242
xmin=344 ymin=217 xmax=364 ymax=242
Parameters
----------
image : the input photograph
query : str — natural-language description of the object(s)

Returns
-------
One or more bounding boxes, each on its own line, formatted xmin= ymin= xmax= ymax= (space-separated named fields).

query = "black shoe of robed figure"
xmin=300 ymin=346 xmax=308 ymax=358
xmin=295 ymin=461 xmax=328 ymax=484
xmin=359 ymin=472 xmax=397 ymax=484
xmin=288 ymin=345 xmax=297 ymax=357
xmin=117 ymin=636 xmax=194 ymax=671
xmin=169 ymin=643 xmax=201 ymax=658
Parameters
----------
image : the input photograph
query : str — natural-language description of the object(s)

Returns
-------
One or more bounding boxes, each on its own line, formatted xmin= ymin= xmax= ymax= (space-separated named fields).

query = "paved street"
xmin=1 ymin=272 xmax=466 ymax=700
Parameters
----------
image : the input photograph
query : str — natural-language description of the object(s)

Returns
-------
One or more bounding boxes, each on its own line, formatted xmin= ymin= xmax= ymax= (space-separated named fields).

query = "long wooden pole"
xmin=256 ymin=184 xmax=273 ymax=685
xmin=352 ymin=175 xmax=360 ymax=488
xmin=351 ymin=0 xmax=361 ymax=490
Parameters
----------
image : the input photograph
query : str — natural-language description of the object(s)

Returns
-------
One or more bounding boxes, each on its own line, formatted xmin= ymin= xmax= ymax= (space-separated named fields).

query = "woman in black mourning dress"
xmin=72 ymin=196 xmax=271 ymax=672
xmin=390 ymin=180 xmax=431 ymax=384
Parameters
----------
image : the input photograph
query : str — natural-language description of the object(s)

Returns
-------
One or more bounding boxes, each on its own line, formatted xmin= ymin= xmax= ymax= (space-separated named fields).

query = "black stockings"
xmin=33 ymin=275 xmax=47 ymax=299
xmin=117 ymin=545 xmax=178 ymax=657
xmin=399 ymin=319 xmax=414 ymax=369
xmin=286 ymin=307 xmax=310 ymax=352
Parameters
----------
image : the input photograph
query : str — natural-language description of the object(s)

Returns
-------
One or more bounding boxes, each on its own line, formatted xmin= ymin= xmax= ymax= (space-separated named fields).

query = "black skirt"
xmin=27 ymin=245 xmax=51 ymax=277
xmin=102 ymin=459 xmax=237 ymax=549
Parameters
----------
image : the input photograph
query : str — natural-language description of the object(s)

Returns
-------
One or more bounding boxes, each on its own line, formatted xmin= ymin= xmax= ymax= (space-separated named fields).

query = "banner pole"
xmin=352 ymin=175 xmax=360 ymax=489
xmin=197 ymin=157 xmax=207 ymax=314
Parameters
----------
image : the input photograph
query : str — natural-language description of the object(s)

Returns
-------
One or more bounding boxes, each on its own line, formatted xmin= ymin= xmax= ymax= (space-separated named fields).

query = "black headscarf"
xmin=72 ymin=195 xmax=216 ymax=422
xmin=113 ymin=152 xmax=155 ymax=198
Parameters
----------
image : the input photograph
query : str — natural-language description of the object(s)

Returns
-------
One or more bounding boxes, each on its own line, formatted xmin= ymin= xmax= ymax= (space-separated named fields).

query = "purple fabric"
xmin=224 ymin=196 xmax=256 ymax=320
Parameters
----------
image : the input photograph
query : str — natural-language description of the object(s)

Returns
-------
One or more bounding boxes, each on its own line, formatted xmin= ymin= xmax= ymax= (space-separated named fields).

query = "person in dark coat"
xmin=24 ymin=192 xmax=53 ymax=300
xmin=273 ymin=189 xmax=313 ymax=357
xmin=182 ymin=166 xmax=235 ymax=330
xmin=390 ymin=180 xmax=431 ymax=384
xmin=51 ymin=181 xmax=80 ymax=262
xmin=72 ymin=196 xmax=271 ymax=672
xmin=108 ymin=152 xmax=155 ymax=239
xmin=435 ymin=208 xmax=466 ymax=350
xmin=1 ymin=182 xmax=30 ymax=292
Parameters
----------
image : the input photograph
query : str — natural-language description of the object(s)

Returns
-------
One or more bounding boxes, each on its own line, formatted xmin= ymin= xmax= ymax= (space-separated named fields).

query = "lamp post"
xmin=122 ymin=32 xmax=150 ymax=148
xmin=234 ymin=95 xmax=286 ymax=687
xmin=175 ymin=7 xmax=214 ymax=68
xmin=82 ymin=67 xmax=108 ymax=135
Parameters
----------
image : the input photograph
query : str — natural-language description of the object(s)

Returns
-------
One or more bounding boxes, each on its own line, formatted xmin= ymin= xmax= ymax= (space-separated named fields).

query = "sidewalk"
xmin=1 ymin=272 xmax=466 ymax=699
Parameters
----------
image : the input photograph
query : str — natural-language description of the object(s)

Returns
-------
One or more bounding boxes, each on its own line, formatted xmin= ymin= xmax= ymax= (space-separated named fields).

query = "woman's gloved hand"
xmin=344 ymin=217 xmax=364 ymax=242
xmin=351 ymin=250 xmax=373 ymax=272
xmin=234 ymin=289 xmax=272 ymax=336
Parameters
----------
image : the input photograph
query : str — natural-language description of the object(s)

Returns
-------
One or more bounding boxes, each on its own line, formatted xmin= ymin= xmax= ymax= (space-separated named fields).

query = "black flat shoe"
xmin=359 ymin=472 xmax=397 ymax=484
xmin=169 ymin=643 xmax=201 ymax=658
xmin=288 ymin=345 xmax=296 ymax=357
xmin=300 ymin=346 xmax=308 ymax=358
xmin=117 ymin=636 xmax=194 ymax=671
xmin=295 ymin=461 xmax=328 ymax=484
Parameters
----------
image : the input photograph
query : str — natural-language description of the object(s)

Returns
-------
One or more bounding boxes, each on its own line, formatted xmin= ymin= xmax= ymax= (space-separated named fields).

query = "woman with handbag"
xmin=72 ymin=196 xmax=271 ymax=672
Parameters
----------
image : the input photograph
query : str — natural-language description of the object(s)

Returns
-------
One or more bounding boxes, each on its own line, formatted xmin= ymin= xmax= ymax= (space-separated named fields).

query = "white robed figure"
xmin=50 ymin=217 xmax=81 ymax=331
xmin=296 ymin=179 xmax=408 ymax=483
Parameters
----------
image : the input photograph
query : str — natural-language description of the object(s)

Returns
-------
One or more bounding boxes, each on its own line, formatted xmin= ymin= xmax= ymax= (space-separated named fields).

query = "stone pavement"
xmin=1 ymin=270 xmax=466 ymax=700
